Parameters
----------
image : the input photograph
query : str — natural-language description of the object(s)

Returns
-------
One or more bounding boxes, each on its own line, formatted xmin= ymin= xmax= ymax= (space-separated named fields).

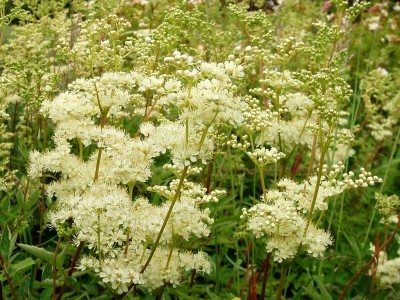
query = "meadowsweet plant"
xmin=26 ymin=52 xmax=245 ymax=294
xmin=0 ymin=0 xmax=399 ymax=299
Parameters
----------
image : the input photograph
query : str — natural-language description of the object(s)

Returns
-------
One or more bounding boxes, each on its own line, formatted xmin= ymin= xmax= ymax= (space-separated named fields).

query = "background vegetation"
xmin=0 ymin=0 xmax=399 ymax=299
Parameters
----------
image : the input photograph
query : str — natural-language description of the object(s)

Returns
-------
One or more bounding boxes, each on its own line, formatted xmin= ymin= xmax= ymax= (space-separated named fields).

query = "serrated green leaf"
xmin=33 ymin=279 xmax=63 ymax=288
xmin=18 ymin=244 xmax=55 ymax=264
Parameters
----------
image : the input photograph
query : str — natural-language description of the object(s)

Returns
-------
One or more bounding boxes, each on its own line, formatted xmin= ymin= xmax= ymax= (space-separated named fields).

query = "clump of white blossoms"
xmin=370 ymin=191 xmax=400 ymax=287
xmin=28 ymin=54 xmax=245 ymax=293
xmin=241 ymin=164 xmax=381 ymax=262
xmin=374 ymin=248 xmax=400 ymax=287
xmin=226 ymin=13 xmax=384 ymax=264
xmin=231 ymin=56 xmax=381 ymax=262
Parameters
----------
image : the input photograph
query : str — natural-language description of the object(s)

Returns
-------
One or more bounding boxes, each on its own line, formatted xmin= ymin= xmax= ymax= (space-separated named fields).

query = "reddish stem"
xmin=338 ymin=213 xmax=400 ymax=300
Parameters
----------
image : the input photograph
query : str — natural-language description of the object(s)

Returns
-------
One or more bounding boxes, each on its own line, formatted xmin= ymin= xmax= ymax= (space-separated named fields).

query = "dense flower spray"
xmin=28 ymin=56 xmax=245 ymax=292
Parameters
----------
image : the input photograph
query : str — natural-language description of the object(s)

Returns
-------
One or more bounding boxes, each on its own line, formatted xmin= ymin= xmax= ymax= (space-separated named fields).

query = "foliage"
xmin=0 ymin=0 xmax=399 ymax=299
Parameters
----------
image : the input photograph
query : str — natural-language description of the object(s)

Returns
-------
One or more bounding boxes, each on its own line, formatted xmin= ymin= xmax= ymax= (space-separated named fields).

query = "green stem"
xmin=258 ymin=166 xmax=267 ymax=200
xmin=305 ymin=145 xmax=328 ymax=234
xmin=275 ymin=264 xmax=288 ymax=300
xmin=362 ymin=126 xmax=400 ymax=248
xmin=93 ymin=114 xmax=107 ymax=182
xmin=165 ymin=243 xmax=174 ymax=270
xmin=260 ymin=253 xmax=272 ymax=299
xmin=306 ymin=132 xmax=318 ymax=180
xmin=185 ymin=119 xmax=189 ymax=149
xmin=77 ymin=138 xmax=83 ymax=160
xmin=128 ymin=182 xmax=135 ymax=200
xmin=52 ymin=238 xmax=62 ymax=300
xmin=0 ymin=255 xmax=18 ymax=300
xmin=56 ymin=242 xmax=84 ymax=300
xmin=138 ymin=166 xmax=189 ymax=275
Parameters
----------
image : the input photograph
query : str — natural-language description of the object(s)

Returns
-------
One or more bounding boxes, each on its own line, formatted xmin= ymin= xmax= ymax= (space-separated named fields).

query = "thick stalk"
xmin=39 ymin=176 xmax=46 ymax=246
xmin=8 ymin=102 xmax=19 ymax=170
xmin=275 ymin=265 xmax=288 ymax=300
xmin=56 ymin=241 xmax=84 ymax=300
xmin=258 ymin=166 xmax=267 ymax=201
xmin=124 ymin=229 xmax=130 ymax=257
xmin=93 ymin=114 xmax=107 ymax=182
xmin=164 ymin=243 xmax=174 ymax=270
xmin=0 ymin=255 xmax=18 ymax=300
xmin=77 ymin=138 xmax=83 ymax=160
xmin=138 ymin=166 xmax=189 ymax=275
xmin=52 ymin=238 xmax=62 ymax=300
xmin=304 ymin=145 xmax=327 ymax=234
xmin=185 ymin=119 xmax=189 ymax=148
xmin=306 ymin=133 xmax=318 ymax=180
xmin=260 ymin=253 xmax=272 ymax=299
xmin=93 ymin=83 xmax=108 ymax=182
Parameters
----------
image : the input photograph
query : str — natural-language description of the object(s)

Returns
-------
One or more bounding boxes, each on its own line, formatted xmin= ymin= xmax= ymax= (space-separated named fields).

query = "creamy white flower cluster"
xmin=140 ymin=121 xmax=214 ymax=167
xmin=227 ymin=135 xmax=285 ymax=166
xmin=138 ymin=55 xmax=246 ymax=166
xmin=241 ymin=165 xmax=381 ymax=262
xmin=241 ymin=187 xmax=332 ymax=262
xmin=241 ymin=178 xmax=333 ymax=262
xmin=251 ymin=64 xmax=354 ymax=160
xmin=375 ymin=249 xmax=400 ymax=287
xmin=246 ymin=147 xmax=286 ymax=166
xmin=79 ymin=246 xmax=211 ymax=293
xmin=252 ymin=70 xmax=312 ymax=148
xmin=148 ymin=178 xmax=225 ymax=206
xmin=29 ymin=56 xmax=243 ymax=292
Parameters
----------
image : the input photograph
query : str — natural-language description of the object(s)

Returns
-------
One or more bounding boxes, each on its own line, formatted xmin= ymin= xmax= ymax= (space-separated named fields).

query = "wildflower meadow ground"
xmin=0 ymin=0 xmax=399 ymax=299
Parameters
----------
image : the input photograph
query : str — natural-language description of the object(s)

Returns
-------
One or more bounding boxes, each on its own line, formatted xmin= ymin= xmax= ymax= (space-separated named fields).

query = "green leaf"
xmin=173 ymin=290 xmax=197 ymax=300
xmin=10 ymin=257 xmax=35 ymax=273
xmin=342 ymin=230 xmax=361 ymax=260
xmin=0 ymin=227 xmax=11 ymax=257
xmin=223 ymin=253 xmax=245 ymax=271
xmin=56 ymin=243 xmax=70 ymax=269
xmin=33 ymin=279 xmax=63 ymax=288
xmin=8 ymin=233 xmax=18 ymax=259
xmin=302 ymin=285 xmax=320 ymax=300
xmin=38 ymin=287 xmax=53 ymax=300
xmin=18 ymin=244 xmax=54 ymax=264
xmin=314 ymin=277 xmax=332 ymax=300
xmin=205 ymin=287 xmax=220 ymax=300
